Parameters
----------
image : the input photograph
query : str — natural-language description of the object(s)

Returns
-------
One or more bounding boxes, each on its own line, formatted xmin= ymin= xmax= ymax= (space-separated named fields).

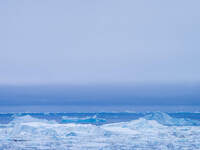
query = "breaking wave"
xmin=0 ymin=112 xmax=200 ymax=149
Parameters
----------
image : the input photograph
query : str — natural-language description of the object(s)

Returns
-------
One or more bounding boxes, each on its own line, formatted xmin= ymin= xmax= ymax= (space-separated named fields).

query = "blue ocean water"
xmin=1 ymin=111 xmax=200 ymax=149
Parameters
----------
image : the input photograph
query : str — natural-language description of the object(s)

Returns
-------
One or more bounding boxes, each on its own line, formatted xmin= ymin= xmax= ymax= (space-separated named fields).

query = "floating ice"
xmin=11 ymin=115 xmax=56 ymax=124
xmin=144 ymin=112 xmax=200 ymax=126
xmin=0 ymin=112 xmax=200 ymax=149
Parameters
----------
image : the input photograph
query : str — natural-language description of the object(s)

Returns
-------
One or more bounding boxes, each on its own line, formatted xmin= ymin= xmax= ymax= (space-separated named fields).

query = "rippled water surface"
xmin=0 ymin=112 xmax=200 ymax=150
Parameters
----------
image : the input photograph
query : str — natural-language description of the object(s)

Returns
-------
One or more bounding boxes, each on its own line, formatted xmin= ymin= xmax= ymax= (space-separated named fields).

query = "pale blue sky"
xmin=1 ymin=0 xmax=200 ymax=85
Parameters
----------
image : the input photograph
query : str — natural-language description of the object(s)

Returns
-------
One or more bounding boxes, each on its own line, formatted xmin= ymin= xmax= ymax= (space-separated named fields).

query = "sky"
xmin=0 ymin=0 xmax=200 ymax=85
xmin=0 ymin=1 xmax=200 ymax=109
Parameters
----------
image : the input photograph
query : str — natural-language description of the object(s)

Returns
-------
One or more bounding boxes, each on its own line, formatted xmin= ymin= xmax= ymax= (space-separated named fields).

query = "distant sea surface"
xmin=0 ymin=104 xmax=200 ymax=113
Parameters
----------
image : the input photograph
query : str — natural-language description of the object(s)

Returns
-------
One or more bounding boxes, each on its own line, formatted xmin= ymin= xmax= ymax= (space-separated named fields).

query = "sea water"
xmin=0 ymin=111 xmax=200 ymax=150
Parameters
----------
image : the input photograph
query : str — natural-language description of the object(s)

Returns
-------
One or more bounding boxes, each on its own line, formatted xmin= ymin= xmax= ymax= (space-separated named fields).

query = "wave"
xmin=0 ymin=112 xmax=200 ymax=149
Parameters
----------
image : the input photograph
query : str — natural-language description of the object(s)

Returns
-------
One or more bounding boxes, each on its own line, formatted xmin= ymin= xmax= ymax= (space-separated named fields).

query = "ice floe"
xmin=0 ymin=112 xmax=200 ymax=149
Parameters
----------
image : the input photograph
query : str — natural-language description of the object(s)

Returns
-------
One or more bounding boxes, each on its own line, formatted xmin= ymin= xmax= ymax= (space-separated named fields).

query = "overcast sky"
xmin=1 ymin=0 xmax=200 ymax=85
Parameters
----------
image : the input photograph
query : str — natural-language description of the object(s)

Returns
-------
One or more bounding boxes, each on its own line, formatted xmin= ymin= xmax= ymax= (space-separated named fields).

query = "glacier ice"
xmin=0 ymin=112 xmax=200 ymax=150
